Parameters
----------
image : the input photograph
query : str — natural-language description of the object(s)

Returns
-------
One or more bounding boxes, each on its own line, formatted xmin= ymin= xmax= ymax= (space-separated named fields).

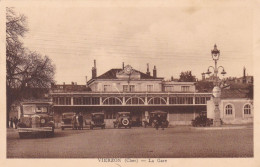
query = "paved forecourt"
xmin=7 ymin=126 xmax=253 ymax=158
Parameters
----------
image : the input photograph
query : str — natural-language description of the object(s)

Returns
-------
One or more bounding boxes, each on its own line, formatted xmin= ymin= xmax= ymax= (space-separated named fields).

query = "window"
xmin=65 ymin=97 xmax=71 ymax=105
xmin=165 ymin=86 xmax=174 ymax=92
xmin=123 ymin=85 xmax=128 ymax=92
xmin=181 ymin=86 xmax=190 ymax=92
xmin=129 ymin=85 xmax=135 ymax=92
xmin=244 ymin=104 xmax=251 ymax=115
xmin=103 ymin=97 xmax=122 ymax=105
xmin=147 ymin=85 xmax=153 ymax=92
xmin=103 ymin=85 xmax=111 ymax=92
xmin=123 ymin=85 xmax=135 ymax=92
xmin=225 ymin=105 xmax=233 ymax=115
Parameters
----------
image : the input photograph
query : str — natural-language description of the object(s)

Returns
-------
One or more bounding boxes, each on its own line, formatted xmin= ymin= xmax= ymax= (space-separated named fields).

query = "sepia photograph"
xmin=2 ymin=0 xmax=257 ymax=163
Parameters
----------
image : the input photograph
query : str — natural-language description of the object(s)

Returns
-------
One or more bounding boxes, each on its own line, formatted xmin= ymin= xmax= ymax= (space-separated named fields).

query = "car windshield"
xmin=23 ymin=105 xmax=36 ymax=115
xmin=23 ymin=105 xmax=48 ymax=114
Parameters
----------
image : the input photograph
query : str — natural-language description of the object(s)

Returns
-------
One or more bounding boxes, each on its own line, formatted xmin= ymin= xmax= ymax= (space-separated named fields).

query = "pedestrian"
xmin=72 ymin=113 xmax=77 ymax=130
xmin=10 ymin=118 xmax=13 ymax=128
xmin=14 ymin=117 xmax=18 ymax=129
xmin=76 ymin=113 xmax=79 ymax=130
xmin=155 ymin=114 xmax=164 ymax=130
xmin=78 ymin=112 xmax=83 ymax=130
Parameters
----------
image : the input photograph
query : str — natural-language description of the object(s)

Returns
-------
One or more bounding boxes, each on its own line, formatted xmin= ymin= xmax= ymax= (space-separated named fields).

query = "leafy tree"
xmin=195 ymin=81 xmax=214 ymax=92
xmin=178 ymin=71 xmax=196 ymax=82
xmin=6 ymin=8 xmax=55 ymax=127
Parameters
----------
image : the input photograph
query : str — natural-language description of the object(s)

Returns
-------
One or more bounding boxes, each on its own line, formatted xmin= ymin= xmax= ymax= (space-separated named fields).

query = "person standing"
xmin=72 ymin=113 xmax=77 ymax=130
xmin=155 ymin=114 xmax=163 ymax=130
xmin=10 ymin=118 xmax=13 ymax=128
xmin=14 ymin=117 xmax=18 ymax=129
xmin=78 ymin=112 xmax=83 ymax=130
xmin=76 ymin=113 xmax=79 ymax=130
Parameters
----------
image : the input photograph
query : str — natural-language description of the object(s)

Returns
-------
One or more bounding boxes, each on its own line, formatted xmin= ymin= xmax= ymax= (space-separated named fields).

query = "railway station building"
xmin=50 ymin=61 xmax=212 ymax=127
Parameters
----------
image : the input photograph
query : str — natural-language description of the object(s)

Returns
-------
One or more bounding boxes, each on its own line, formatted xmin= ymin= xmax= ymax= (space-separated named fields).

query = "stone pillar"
xmin=71 ymin=97 xmax=74 ymax=105
xmin=166 ymin=96 xmax=169 ymax=105
xmin=213 ymin=97 xmax=221 ymax=126
xmin=145 ymin=96 xmax=148 ymax=105
xmin=212 ymin=86 xmax=221 ymax=126
xmin=100 ymin=97 xmax=103 ymax=105
xmin=122 ymin=96 xmax=126 ymax=105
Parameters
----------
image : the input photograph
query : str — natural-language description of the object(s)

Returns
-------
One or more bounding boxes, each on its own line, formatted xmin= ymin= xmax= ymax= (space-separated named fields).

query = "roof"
xmin=96 ymin=68 xmax=163 ymax=80
xmin=118 ymin=112 xmax=131 ymax=114
xmin=221 ymin=89 xmax=250 ymax=99
xmin=62 ymin=112 xmax=74 ymax=116
xmin=92 ymin=112 xmax=104 ymax=115
xmin=150 ymin=111 xmax=168 ymax=114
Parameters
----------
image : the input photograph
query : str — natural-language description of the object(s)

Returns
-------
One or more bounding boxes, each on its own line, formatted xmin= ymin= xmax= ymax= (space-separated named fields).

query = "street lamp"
xmin=205 ymin=44 xmax=227 ymax=126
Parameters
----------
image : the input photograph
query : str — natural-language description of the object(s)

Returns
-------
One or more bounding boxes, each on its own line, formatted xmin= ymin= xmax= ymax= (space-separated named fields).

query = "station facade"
xmin=50 ymin=61 xmax=212 ymax=127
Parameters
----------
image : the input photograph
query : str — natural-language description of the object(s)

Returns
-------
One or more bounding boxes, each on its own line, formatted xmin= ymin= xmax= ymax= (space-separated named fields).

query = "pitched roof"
xmin=96 ymin=68 xmax=163 ymax=80
xmin=221 ymin=89 xmax=250 ymax=99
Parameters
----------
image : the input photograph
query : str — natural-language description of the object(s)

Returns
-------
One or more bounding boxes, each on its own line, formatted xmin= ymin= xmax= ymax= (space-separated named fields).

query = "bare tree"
xmin=6 ymin=8 xmax=55 ymax=127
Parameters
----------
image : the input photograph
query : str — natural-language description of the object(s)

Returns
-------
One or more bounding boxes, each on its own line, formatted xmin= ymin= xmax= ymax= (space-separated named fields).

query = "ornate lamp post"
xmin=205 ymin=44 xmax=227 ymax=126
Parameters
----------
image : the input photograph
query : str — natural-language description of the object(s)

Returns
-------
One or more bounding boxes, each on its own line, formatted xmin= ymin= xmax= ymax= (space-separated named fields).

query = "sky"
xmin=8 ymin=0 xmax=254 ymax=84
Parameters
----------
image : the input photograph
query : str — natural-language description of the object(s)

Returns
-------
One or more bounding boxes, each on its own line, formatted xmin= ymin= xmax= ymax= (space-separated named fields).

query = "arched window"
xmin=225 ymin=105 xmax=233 ymax=115
xmin=244 ymin=104 xmax=251 ymax=115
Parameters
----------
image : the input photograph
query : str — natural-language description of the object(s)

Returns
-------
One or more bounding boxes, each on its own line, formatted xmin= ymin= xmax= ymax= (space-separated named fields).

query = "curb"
xmin=191 ymin=126 xmax=250 ymax=130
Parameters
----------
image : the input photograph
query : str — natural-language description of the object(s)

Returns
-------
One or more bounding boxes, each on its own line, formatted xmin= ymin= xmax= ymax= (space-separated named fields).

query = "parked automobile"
xmin=85 ymin=112 xmax=105 ymax=130
xmin=61 ymin=112 xmax=74 ymax=130
xmin=131 ymin=117 xmax=142 ymax=127
xmin=191 ymin=111 xmax=213 ymax=127
xmin=17 ymin=101 xmax=55 ymax=138
xmin=113 ymin=112 xmax=132 ymax=128
xmin=143 ymin=111 xmax=169 ymax=128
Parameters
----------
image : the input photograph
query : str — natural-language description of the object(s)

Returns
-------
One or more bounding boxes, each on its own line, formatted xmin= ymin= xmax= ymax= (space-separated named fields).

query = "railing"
xmin=50 ymin=92 xmax=212 ymax=106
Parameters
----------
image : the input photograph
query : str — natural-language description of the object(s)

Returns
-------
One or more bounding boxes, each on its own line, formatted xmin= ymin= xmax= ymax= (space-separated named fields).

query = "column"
xmin=71 ymin=97 xmax=73 ymax=105
xmin=122 ymin=96 xmax=126 ymax=105
xmin=145 ymin=96 xmax=148 ymax=105
xmin=100 ymin=97 xmax=103 ymax=105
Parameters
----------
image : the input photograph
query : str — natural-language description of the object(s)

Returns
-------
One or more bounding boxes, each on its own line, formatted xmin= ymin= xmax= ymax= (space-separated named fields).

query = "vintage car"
xmin=85 ymin=112 xmax=105 ymax=130
xmin=191 ymin=111 xmax=213 ymax=127
xmin=17 ymin=101 xmax=55 ymax=138
xmin=61 ymin=112 xmax=74 ymax=130
xmin=143 ymin=111 xmax=169 ymax=128
xmin=113 ymin=112 xmax=132 ymax=128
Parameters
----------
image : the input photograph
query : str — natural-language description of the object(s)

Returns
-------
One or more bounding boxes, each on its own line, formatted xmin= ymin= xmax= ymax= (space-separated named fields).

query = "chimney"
xmin=85 ymin=76 xmax=88 ymax=85
xmin=122 ymin=62 xmax=125 ymax=69
xmin=243 ymin=67 xmax=246 ymax=84
xmin=153 ymin=66 xmax=157 ymax=78
xmin=92 ymin=60 xmax=97 ymax=78
xmin=146 ymin=63 xmax=150 ymax=76
xmin=71 ymin=82 xmax=74 ymax=85
xmin=63 ymin=82 xmax=65 ymax=85
xmin=171 ymin=76 xmax=174 ymax=81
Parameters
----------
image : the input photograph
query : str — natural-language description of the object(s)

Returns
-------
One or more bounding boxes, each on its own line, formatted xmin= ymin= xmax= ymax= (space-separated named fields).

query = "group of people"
xmin=9 ymin=117 xmax=19 ymax=129
xmin=72 ymin=112 xmax=84 ymax=130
